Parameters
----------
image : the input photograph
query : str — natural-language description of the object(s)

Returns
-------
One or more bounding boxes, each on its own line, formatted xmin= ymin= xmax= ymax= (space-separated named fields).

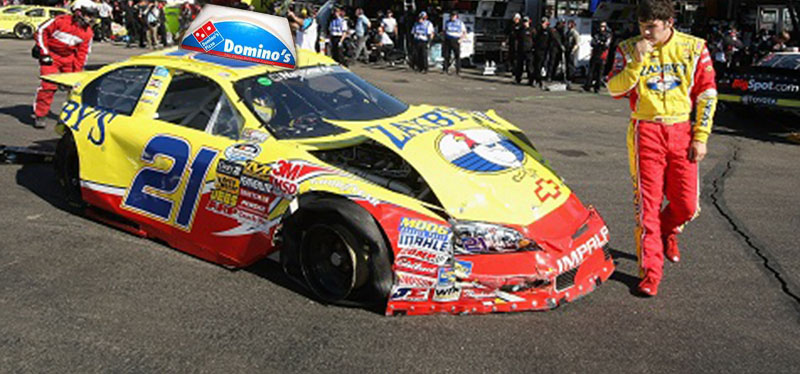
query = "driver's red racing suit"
xmin=607 ymin=30 xmax=717 ymax=282
xmin=33 ymin=14 xmax=93 ymax=118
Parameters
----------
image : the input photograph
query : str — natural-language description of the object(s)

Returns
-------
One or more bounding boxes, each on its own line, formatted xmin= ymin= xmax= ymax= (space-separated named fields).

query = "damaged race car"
xmin=45 ymin=48 xmax=613 ymax=316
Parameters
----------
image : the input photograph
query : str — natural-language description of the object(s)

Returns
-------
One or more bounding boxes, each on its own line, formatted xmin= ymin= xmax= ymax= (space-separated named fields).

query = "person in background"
xmin=97 ymin=0 xmax=113 ymax=42
xmin=381 ymin=9 xmax=398 ymax=46
xmin=547 ymin=20 xmax=565 ymax=82
xmin=375 ymin=25 xmax=394 ymax=64
xmin=607 ymin=0 xmax=717 ymax=297
xmin=288 ymin=7 xmax=318 ymax=52
xmin=411 ymin=11 xmax=434 ymax=73
xmin=565 ymin=19 xmax=580 ymax=87
xmin=533 ymin=17 xmax=550 ymax=87
xmin=505 ymin=13 xmax=521 ymax=75
xmin=157 ymin=0 xmax=167 ymax=47
xmin=513 ymin=16 xmax=535 ymax=85
xmin=328 ymin=7 xmax=348 ymax=65
xmin=353 ymin=8 xmax=371 ymax=63
xmin=143 ymin=0 xmax=161 ymax=49
xmin=31 ymin=4 xmax=96 ymax=129
xmin=584 ymin=21 xmax=611 ymax=93
xmin=124 ymin=0 xmax=139 ymax=47
xmin=442 ymin=11 xmax=466 ymax=75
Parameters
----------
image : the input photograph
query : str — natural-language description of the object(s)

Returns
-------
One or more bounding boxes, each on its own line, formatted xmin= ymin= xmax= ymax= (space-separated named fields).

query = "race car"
xmin=0 ymin=5 xmax=69 ymax=39
xmin=717 ymin=52 xmax=800 ymax=115
xmin=44 ymin=48 xmax=614 ymax=316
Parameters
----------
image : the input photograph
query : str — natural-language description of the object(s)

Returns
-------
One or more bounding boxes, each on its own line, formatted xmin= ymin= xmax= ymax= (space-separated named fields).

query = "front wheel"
xmin=299 ymin=223 xmax=370 ymax=302
xmin=14 ymin=23 xmax=33 ymax=39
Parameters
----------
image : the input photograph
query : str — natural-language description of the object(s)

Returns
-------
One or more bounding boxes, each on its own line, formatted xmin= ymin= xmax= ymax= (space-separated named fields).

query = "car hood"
xmin=325 ymin=105 xmax=572 ymax=226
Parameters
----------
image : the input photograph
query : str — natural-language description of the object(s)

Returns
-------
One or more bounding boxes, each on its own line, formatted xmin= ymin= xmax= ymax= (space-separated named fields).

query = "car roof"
xmin=127 ymin=47 xmax=338 ymax=81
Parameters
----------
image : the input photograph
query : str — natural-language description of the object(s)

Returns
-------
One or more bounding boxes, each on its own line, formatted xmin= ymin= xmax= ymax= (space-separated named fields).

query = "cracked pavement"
xmin=1 ymin=39 xmax=799 ymax=372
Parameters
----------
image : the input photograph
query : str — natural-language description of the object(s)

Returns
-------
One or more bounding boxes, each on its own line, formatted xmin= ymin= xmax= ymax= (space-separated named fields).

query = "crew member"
xmin=547 ymin=20 xmax=565 ymax=82
xmin=513 ymin=17 xmax=535 ymax=85
xmin=443 ymin=11 xmax=466 ymax=75
xmin=32 ymin=4 xmax=96 ymax=129
xmin=584 ymin=21 xmax=611 ymax=93
xmin=411 ymin=11 xmax=434 ymax=73
xmin=506 ymin=13 xmax=521 ymax=72
xmin=607 ymin=0 xmax=717 ymax=297
xmin=532 ymin=17 xmax=550 ymax=88
xmin=329 ymin=7 xmax=348 ymax=65
xmin=565 ymin=19 xmax=580 ymax=86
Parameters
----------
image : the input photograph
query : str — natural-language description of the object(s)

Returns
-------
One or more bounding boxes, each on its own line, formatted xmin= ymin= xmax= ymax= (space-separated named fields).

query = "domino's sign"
xmin=180 ymin=5 xmax=296 ymax=69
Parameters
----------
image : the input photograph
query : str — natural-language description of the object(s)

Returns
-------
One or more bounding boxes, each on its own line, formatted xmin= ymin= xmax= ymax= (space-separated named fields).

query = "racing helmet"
xmin=252 ymin=94 xmax=276 ymax=125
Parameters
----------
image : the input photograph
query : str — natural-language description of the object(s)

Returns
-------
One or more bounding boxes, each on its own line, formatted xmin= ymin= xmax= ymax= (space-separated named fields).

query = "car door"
xmin=0 ymin=6 xmax=26 ymax=31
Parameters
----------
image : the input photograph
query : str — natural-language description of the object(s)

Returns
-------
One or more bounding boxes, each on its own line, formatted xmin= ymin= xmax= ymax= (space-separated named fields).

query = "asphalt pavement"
xmin=1 ymin=39 xmax=799 ymax=373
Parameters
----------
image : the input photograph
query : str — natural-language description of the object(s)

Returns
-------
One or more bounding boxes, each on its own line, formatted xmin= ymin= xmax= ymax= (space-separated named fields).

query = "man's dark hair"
xmin=637 ymin=0 xmax=675 ymax=22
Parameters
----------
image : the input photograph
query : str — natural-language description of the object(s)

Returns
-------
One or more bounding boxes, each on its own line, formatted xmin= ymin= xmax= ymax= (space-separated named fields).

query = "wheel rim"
xmin=300 ymin=224 xmax=358 ymax=302
xmin=16 ymin=25 xmax=32 ymax=39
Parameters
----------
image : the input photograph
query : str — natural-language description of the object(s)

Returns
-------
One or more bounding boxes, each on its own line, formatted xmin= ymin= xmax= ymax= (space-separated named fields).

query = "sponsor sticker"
xmin=241 ymin=128 xmax=270 ymax=143
xmin=437 ymin=128 xmax=524 ymax=173
xmin=390 ymin=287 xmax=430 ymax=302
xmin=396 ymin=271 xmax=437 ymax=288
xmin=437 ymin=260 xmax=473 ymax=287
xmin=433 ymin=286 xmax=461 ymax=302
xmin=180 ymin=5 xmax=297 ymax=68
xmin=224 ymin=143 xmax=261 ymax=161
xmin=397 ymin=217 xmax=451 ymax=252
xmin=396 ymin=247 xmax=450 ymax=266
xmin=394 ymin=257 xmax=439 ymax=276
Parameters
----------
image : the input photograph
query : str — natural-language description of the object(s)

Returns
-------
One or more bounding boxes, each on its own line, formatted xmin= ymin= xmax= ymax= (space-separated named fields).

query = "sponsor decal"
xmin=390 ymin=287 xmax=430 ymax=302
xmin=142 ymin=89 xmax=160 ymax=97
xmin=241 ymin=128 xmax=270 ymax=143
xmin=153 ymin=66 xmax=169 ymax=77
xmin=438 ymin=128 xmax=524 ymax=173
xmin=732 ymin=78 xmax=800 ymax=93
xmin=308 ymin=179 xmax=380 ymax=205
xmin=640 ymin=63 xmax=687 ymax=76
xmin=396 ymin=247 xmax=450 ymax=266
xmin=433 ymin=286 xmax=461 ymax=302
xmin=224 ymin=143 xmax=261 ymax=161
xmin=217 ymin=159 xmax=244 ymax=177
xmin=180 ymin=5 xmax=297 ymax=68
xmin=397 ymin=217 xmax=451 ymax=252
xmin=147 ymin=79 xmax=163 ymax=89
xmin=363 ymin=107 xmax=469 ymax=149
xmin=437 ymin=261 xmax=473 ymax=287
xmin=741 ymin=95 xmax=777 ymax=106
xmin=556 ymin=226 xmax=610 ymax=273
xmin=394 ymin=257 xmax=439 ymax=276
xmin=60 ymin=100 xmax=118 ymax=146
xmin=463 ymin=288 xmax=497 ymax=299
xmin=396 ymin=271 xmax=437 ymax=288
xmin=645 ymin=74 xmax=681 ymax=93
xmin=534 ymin=178 xmax=561 ymax=202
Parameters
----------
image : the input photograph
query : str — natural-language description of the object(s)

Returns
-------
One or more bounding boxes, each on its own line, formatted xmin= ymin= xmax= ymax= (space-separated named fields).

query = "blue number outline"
xmin=122 ymin=135 xmax=219 ymax=231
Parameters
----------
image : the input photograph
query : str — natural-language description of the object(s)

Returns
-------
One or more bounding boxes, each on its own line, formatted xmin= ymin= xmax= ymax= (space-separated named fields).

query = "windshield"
xmin=757 ymin=53 xmax=800 ymax=70
xmin=235 ymin=65 xmax=408 ymax=139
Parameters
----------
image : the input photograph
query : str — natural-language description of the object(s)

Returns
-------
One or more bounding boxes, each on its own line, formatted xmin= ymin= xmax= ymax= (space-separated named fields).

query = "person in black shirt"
xmin=547 ymin=20 xmax=565 ymax=82
xmin=513 ymin=17 xmax=535 ymax=85
xmin=533 ymin=17 xmax=550 ymax=88
xmin=583 ymin=21 xmax=611 ymax=93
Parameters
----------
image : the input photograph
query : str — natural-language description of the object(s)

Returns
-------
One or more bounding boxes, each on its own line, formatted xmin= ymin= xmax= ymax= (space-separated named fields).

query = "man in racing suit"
xmin=32 ymin=4 xmax=96 ymax=129
xmin=607 ymin=0 xmax=717 ymax=296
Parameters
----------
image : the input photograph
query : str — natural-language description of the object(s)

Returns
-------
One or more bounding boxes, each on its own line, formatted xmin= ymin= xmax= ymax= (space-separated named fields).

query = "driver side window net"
xmin=156 ymin=71 xmax=242 ymax=139
xmin=82 ymin=66 xmax=152 ymax=116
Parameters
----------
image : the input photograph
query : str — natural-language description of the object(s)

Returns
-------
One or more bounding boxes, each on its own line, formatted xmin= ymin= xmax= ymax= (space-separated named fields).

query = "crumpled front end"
xmin=383 ymin=195 xmax=614 ymax=316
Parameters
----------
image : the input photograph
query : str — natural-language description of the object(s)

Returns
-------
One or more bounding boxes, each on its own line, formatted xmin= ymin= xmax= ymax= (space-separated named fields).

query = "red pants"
xmin=627 ymin=120 xmax=699 ymax=280
xmin=33 ymin=56 xmax=75 ymax=118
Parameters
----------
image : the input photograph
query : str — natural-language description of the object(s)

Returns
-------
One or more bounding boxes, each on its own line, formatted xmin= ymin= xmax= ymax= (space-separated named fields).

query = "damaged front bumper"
xmin=385 ymin=202 xmax=615 ymax=316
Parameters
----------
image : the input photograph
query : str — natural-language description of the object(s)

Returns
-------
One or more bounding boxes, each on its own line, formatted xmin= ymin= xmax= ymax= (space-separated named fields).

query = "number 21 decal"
xmin=123 ymin=135 xmax=218 ymax=230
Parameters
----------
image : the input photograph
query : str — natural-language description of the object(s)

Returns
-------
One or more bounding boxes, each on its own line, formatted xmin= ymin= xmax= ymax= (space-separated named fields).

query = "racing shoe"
xmin=637 ymin=275 xmax=659 ymax=297
xmin=664 ymin=234 xmax=680 ymax=263
xmin=33 ymin=116 xmax=47 ymax=129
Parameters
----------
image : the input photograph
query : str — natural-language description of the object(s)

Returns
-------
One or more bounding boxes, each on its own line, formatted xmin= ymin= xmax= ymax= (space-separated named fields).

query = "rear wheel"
xmin=14 ymin=23 xmax=33 ymax=39
xmin=54 ymin=131 xmax=84 ymax=208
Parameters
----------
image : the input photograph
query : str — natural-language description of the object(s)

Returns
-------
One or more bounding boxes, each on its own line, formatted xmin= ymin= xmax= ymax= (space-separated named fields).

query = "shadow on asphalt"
xmin=12 ymin=157 xmax=385 ymax=315
xmin=0 ymin=104 xmax=59 ymax=127
xmin=712 ymin=104 xmax=799 ymax=145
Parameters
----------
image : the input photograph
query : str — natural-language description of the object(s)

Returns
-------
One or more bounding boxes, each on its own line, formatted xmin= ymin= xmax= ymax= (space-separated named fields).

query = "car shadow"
xmin=12 ymin=157 xmax=386 ymax=315
xmin=0 ymin=104 xmax=59 ymax=127
xmin=713 ymin=104 xmax=800 ymax=145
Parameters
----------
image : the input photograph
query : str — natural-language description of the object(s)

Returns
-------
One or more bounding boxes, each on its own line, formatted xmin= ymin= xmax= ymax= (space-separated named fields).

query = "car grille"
xmin=555 ymin=267 xmax=578 ymax=292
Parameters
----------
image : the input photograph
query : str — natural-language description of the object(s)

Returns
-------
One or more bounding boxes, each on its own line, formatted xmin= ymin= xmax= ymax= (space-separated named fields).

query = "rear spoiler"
xmin=40 ymin=71 xmax=99 ymax=89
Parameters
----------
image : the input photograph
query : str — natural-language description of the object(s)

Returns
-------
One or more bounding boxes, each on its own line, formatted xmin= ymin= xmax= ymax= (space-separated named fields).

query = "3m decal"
xmin=122 ymin=135 xmax=218 ymax=230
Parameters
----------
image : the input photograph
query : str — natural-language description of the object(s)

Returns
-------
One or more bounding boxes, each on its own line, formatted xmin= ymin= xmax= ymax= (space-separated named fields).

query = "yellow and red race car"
xmin=44 ymin=48 xmax=613 ymax=315
xmin=0 ymin=5 xmax=69 ymax=39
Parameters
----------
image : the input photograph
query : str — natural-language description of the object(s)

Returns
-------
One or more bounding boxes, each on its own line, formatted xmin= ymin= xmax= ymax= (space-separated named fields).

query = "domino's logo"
xmin=193 ymin=21 xmax=224 ymax=51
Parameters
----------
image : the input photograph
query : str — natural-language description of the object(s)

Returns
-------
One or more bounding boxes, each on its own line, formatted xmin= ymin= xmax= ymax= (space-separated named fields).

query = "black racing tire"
xmin=54 ymin=131 xmax=84 ymax=208
xmin=14 ymin=23 xmax=34 ymax=39
xmin=283 ymin=196 xmax=393 ymax=306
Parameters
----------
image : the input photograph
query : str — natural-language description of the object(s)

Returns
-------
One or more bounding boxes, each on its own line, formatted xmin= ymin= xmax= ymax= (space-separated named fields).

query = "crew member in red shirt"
xmin=32 ymin=4 xmax=96 ymax=129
